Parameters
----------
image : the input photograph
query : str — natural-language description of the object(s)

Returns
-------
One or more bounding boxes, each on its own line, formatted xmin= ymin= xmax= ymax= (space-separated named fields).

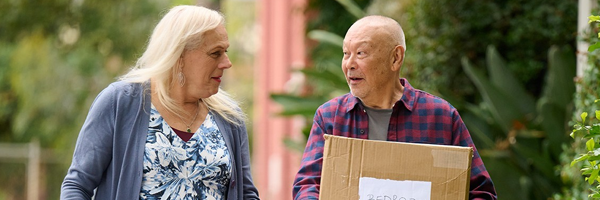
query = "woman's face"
xmin=180 ymin=25 xmax=231 ymax=100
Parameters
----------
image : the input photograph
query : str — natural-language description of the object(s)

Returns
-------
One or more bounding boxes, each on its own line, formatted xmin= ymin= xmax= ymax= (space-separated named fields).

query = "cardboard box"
xmin=319 ymin=135 xmax=473 ymax=200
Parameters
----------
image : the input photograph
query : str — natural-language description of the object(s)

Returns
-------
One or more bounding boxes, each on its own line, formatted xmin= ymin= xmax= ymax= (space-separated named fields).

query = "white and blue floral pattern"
xmin=140 ymin=105 xmax=232 ymax=200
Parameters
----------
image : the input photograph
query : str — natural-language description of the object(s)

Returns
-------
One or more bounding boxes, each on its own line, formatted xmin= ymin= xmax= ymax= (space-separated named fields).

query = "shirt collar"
xmin=346 ymin=78 xmax=416 ymax=113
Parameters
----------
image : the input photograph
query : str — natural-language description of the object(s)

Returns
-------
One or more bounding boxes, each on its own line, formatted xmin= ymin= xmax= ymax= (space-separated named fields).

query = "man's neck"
xmin=359 ymin=81 xmax=404 ymax=109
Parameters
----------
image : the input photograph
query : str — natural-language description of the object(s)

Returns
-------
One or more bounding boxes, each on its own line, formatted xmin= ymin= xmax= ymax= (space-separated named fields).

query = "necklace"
xmin=175 ymin=104 xmax=200 ymax=133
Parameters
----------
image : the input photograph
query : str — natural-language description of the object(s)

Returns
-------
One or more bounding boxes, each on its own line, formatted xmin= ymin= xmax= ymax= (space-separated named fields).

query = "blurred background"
xmin=0 ymin=0 xmax=597 ymax=199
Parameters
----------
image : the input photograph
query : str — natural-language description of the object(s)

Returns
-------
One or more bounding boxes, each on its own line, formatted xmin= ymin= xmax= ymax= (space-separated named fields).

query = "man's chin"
xmin=349 ymin=90 xmax=365 ymax=99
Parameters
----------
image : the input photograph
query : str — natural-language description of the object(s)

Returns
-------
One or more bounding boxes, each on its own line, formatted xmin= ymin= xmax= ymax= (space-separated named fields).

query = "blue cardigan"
xmin=61 ymin=81 xmax=260 ymax=200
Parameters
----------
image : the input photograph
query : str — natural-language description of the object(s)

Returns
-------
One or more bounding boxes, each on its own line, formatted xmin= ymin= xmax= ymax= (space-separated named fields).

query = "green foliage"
xmin=590 ymin=15 xmax=600 ymax=52
xmin=0 ymin=0 xmax=168 ymax=143
xmin=557 ymin=12 xmax=600 ymax=200
xmin=571 ymin=104 xmax=600 ymax=199
xmin=306 ymin=0 xmax=371 ymax=36
xmin=398 ymin=1 xmax=578 ymax=198
xmin=401 ymin=0 xmax=577 ymax=102
xmin=335 ymin=0 xmax=366 ymax=19
xmin=461 ymin=45 xmax=575 ymax=200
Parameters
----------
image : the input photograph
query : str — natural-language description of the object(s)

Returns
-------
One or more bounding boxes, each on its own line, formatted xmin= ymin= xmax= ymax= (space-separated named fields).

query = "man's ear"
xmin=391 ymin=45 xmax=405 ymax=72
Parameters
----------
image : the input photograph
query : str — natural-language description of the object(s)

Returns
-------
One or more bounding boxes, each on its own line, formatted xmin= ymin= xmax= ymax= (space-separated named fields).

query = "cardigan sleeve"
xmin=61 ymin=84 xmax=117 ymax=199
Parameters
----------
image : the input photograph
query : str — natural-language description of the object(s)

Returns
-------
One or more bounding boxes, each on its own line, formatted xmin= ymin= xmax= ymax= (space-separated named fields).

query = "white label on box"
xmin=358 ymin=177 xmax=431 ymax=200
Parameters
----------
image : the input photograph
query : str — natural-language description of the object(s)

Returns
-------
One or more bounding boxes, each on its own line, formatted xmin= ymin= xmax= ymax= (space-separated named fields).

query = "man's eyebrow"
xmin=343 ymin=40 xmax=370 ymax=47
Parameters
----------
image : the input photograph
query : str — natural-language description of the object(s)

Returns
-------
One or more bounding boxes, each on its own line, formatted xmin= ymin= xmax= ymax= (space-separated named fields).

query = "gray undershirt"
xmin=363 ymin=104 xmax=393 ymax=141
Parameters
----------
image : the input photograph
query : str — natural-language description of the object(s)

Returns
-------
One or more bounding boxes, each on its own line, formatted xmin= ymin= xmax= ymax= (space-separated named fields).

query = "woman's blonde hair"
xmin=120 ymin=5 xmax=245 ymax=125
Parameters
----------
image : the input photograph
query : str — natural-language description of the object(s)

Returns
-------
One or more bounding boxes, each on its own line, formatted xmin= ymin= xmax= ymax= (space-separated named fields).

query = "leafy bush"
xmin=401 ymin=0 xmax=577 ymax=102
xmin=571 ymin=106 xmax=600 ymax=199
xmin=461 ymin=45 xmax=575 ymax=200
xmin=560 ymin=13 xmax=600 ymax=200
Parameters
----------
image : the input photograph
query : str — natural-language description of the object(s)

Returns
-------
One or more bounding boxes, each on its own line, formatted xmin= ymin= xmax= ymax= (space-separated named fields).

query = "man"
xmin=292 ymin=15 xmax=497 ymax=200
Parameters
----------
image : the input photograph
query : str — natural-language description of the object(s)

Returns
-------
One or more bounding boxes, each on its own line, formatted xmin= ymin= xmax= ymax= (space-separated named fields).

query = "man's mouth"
xmin=349 ymin=77 xmax=363 ymax=80
xmin=348 ymin=77 xmax=364 ymax=84
xmin=212 ymin=76 xmax=222 ymax=82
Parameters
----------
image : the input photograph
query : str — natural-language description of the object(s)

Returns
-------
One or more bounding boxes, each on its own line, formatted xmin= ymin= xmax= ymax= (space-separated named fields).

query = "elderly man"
xmin=292 ymin=15 xmax=497 ymax=200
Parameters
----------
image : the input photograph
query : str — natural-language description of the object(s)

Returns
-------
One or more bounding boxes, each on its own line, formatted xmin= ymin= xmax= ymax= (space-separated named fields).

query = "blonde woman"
xmin=61 ymin=5 xmax=260 ymax=200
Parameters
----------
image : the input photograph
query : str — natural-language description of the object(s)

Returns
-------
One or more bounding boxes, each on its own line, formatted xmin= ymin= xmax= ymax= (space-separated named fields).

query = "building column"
xmin=577 ymin=0 xmax=596 ymax=80
xmin=254 ymin=0 xmax=306 ymax=199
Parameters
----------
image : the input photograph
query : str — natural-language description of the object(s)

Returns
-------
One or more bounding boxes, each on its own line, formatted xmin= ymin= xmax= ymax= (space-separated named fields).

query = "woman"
xmin=61 ymin=5 xmax=260 ymax=200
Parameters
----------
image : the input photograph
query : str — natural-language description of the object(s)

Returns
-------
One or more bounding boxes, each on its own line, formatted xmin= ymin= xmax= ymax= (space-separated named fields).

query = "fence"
xmin=0 ymin=140 xmax=40 ymax=200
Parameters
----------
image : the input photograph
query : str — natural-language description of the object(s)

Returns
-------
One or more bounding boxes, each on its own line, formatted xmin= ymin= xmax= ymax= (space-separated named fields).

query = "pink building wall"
xmin=254 ymin=0 xmax=307 ymax=199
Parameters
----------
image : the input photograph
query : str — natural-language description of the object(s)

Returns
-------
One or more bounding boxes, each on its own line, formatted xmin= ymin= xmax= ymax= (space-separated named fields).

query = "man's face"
xmin=341 ymin=24 xmax=395 ymax=99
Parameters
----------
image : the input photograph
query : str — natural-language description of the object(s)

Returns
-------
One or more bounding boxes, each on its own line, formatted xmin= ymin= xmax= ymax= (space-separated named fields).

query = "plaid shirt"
xmin=293 ymin=78 xmax=497 ymax=200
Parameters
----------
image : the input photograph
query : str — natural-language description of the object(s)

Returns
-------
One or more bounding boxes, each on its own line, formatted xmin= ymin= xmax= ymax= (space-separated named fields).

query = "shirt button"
xmin=360 ymin=130 xmax=364 ymax=134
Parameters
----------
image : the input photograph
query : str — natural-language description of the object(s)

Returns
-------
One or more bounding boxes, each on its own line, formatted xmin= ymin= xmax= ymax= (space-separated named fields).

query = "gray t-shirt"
xmin=363 ymin=104 xmax=393 ymax=141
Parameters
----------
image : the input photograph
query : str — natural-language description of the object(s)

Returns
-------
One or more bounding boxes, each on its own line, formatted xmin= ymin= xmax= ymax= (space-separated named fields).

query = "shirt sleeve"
xmin=452 ymin=109 xmax=498 ymax=200
xmin=292 ymin=108 xmax=327 ymax=200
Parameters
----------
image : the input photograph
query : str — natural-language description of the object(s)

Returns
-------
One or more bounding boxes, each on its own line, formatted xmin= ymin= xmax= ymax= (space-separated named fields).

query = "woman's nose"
xmin=221 ymin=53 xmax=232 ymax=69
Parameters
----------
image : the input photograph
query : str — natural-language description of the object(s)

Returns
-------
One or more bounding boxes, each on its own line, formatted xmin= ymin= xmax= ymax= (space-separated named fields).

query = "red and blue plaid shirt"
xmin=293 ymin=78 xmax=497 ymax=200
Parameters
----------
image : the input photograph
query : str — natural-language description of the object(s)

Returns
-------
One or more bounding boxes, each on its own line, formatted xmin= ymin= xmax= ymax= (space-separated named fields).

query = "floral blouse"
xmin=139 ymin=105 xmax=232 ymax=200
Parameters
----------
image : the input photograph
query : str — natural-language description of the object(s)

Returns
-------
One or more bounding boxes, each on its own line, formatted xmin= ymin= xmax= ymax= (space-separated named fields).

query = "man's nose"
xmin=346 ymin=55 xmax=357 ymax=70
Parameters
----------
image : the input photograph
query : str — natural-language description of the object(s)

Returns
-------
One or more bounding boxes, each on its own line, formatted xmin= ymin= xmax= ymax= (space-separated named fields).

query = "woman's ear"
xmin=391 ymin=45 xmax=405 ymax=72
